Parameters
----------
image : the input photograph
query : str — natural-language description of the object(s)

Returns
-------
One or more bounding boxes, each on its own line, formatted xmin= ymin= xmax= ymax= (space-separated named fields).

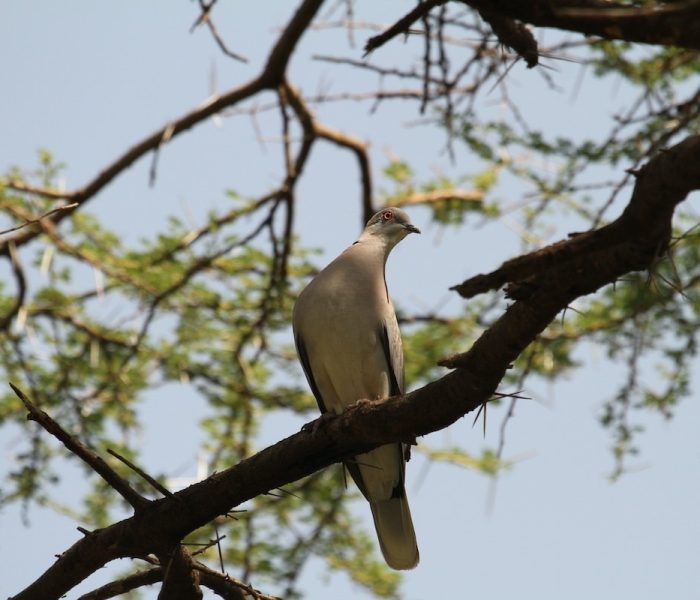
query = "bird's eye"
xmin=381 ymin=210 xmax=393 ymax=222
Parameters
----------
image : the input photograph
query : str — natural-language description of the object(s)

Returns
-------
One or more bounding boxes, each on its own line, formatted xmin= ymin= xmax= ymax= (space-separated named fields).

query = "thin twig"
xmin=107 ymin=449 xmax=173 ymax=498
xmin=194 ymin=0 xmax=249 ymax=63
xmin=0 ymin=202 xmax=78 ymax=236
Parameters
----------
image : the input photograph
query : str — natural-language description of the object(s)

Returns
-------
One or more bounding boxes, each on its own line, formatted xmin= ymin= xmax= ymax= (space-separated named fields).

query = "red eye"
xmin=381 ymin=211 xmax=393 ymax=222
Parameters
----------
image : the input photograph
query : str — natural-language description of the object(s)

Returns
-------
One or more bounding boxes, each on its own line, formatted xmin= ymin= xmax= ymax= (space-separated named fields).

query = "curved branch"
xmin=11 ymin=135 xmax=700 ymax=600
xmin=452 ymin=139 xmax=700 ymax=298
xmin=315 ymin=122 xmax=374 ymax=223
xmin=194 ymin=563 xmax=274 ymax=600
xmin=77 ymin=563 xmax=255 ymax=600
xmin=5 ymin=78 xmax=261 ymax=233
xmin=193 ymin=0 xmax=249 ymax=63
xmin=0 ymin=242 xmax=26 ymax=331
xmin=77 ymin=568 xmax=163 ymax=600
xmin=282 ymin=82 xmax=375 ymax=223
xmin=1 ymin=0 xmax=325 ymax=257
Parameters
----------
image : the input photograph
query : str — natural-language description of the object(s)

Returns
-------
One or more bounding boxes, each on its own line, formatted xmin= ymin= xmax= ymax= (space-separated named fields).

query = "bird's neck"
xmin=356 ymin=232 xmax=397 ymax=264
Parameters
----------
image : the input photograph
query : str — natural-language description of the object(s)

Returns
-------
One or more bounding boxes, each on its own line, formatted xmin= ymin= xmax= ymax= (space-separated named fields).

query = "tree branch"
xmin=0 ymin=202 xmax=78 ymax=236
xmin=282 ymin=81 xmax=375 ymax=223
xmin=194 ymin=563 xmax=273 ymax=600
xmin=0 ymin=242 xmax=26 ymax=331
xmin=460 ymin=0 xmax=700 ymax=50
xmin=0 ymin=0 xmax=325 ymax=257
xmin=452 ymin=137 xmax=700 ymax=299
xmin=11 ymin=135 xmax=700 ymax=600
xmin=392 ymin=188 xmax=483 ymax=208
xmin=193 ymin=0 xmax=249 ymax=63
xmin=157 ymin=544 xmax=201 ymax=600
xmin=364 ymin=0 xmax=447 ymax=56
xmin=9 ymin=383 xmax=148 ymax=511
xmin=363 ymin=0 xmax=700 ymax=57
xmin=107 ymin=449 xmax=173 ymax=498
xmin=76 ymin=563 xmax=255 ymax=600
xmin=77 ymin=568 xmax=163 ymax=600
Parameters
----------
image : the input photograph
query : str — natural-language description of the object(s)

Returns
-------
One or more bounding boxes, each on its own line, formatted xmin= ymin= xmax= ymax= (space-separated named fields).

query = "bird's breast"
xmin=295 ymin=278 xmax=391 ymax=410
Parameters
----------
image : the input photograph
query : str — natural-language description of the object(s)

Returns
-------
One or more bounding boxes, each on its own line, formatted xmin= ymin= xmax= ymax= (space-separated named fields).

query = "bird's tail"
xmin=369 ymin=494 xmax=419 ymax=570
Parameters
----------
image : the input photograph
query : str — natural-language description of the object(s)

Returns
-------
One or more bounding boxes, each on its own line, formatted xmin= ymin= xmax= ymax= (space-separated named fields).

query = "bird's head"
xmin=362 ymin=207 xmax=420 ymax=248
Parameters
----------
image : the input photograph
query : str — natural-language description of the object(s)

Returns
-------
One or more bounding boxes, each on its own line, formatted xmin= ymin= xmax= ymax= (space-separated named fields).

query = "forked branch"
xmin=11 ymin=135 xmax=700 ymax=600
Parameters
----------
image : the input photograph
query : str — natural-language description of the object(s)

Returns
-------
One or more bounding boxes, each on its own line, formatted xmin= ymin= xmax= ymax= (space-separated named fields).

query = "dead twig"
xmin=193 ymin=0 xmax=249 ymax=63
xmin=107 ymin=449 xmax=173 ymax=498
xmin=0 ymin=202 xmax=78 ymax=236
xmin=364 ymin=0 xmax=447 ymax=56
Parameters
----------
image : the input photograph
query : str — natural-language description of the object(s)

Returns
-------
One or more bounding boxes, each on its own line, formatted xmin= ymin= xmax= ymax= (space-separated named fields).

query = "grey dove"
xmin=293 ymin=207 xmax=420 ymax=570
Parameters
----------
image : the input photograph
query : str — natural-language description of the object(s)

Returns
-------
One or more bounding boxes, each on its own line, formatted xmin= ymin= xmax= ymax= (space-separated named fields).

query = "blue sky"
xmin=1 ymin=2 xmax=699 ymax=599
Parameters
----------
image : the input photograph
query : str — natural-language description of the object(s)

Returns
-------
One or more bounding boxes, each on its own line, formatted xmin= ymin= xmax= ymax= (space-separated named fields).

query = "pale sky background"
xmin=1 ymin=2 xmax=699 ymax=599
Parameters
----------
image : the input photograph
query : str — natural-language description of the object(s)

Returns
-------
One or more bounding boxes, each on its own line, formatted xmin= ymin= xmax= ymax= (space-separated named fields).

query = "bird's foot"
xmin=349 ymin=397 xmax=373 ymax=409
xmin=301 ymin=411 xmax=336 ymax=435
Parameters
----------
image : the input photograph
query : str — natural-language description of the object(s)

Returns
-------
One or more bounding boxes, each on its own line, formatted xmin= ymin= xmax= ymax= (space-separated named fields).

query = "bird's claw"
xmin=302 ymin=411 xmax=336 ymax=435
xmin=350 ymin=397 xmax=373 ymax=409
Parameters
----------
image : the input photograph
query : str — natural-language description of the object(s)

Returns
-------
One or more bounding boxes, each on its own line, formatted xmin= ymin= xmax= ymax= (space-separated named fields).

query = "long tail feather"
xmin=370 ymin=495 xmax=419 ymax=570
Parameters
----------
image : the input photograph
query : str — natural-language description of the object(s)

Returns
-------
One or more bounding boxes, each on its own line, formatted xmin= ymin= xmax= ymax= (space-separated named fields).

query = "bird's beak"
xmin=404 ymin=223 xmax=421 ymax=234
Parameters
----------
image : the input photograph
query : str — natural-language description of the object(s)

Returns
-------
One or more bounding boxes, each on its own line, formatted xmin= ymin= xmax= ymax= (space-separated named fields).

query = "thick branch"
xmin=262 ymin=0 xmax=325 ymax=84
xmin=452 ymin=137 xmax=700 ymax=298
xmin=157 ymin=545 xmax=201 ymax=600
xmin=365 ymin=0 xmax=700 ymax=56
xmin=12 ymin=135 xmax=700 ymax=600
xmin=461 ymin=0 xmax=700 ymax=50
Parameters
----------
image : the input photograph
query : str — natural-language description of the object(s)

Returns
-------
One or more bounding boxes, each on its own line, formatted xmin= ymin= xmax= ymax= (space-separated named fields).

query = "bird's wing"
xmin=293 ymin=331 xmax=327 ymax=414
xmin=346 ymin=314 xmax=407 ymax=498
xmin=380 ymin=313 xmax=405 ymax=396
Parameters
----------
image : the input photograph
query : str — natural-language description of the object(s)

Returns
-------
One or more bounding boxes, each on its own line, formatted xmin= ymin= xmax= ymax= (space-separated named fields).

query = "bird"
xmin=292 ymin=206 xmax=420 ymax=570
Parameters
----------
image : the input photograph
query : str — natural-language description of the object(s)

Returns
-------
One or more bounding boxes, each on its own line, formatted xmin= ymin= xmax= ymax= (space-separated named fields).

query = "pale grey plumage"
xmin=293 ymin=207 xmax=420 ymax=570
